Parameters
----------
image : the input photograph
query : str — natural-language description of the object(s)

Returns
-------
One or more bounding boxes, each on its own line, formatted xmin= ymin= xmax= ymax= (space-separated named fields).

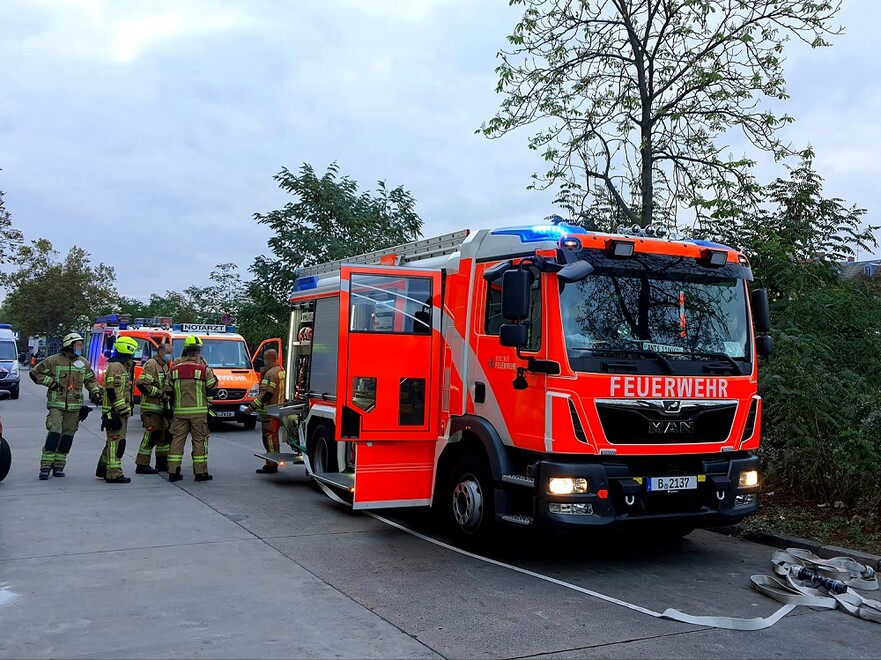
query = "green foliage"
xmin=0 ymin=187 xmax=23 ymax=264
xmin=238 ymin=162 xmax=423 ymax=346
xmin=719 ymin=154 xmax=881 ymax=510
xmin=0 ymin=239 xmax=119 ymax=340
xmin=483 ymin=0 xmax=841 ymax=226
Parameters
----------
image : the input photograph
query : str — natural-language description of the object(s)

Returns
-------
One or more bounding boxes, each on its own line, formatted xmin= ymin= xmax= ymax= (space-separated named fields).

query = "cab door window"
xmin=484 ymin=267 xmax=542 ymax=351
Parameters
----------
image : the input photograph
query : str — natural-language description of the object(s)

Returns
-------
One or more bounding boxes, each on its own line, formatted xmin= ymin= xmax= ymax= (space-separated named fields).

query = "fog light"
xmin=735 ymin=493 xmax=757 ymax=506
xmin=738 ymin=470 xmax=759 ymax=488
xmin=549 ymin=502 xmax=593 ymax=515
xmin=548 ymin=477 xmax=588 ymax=495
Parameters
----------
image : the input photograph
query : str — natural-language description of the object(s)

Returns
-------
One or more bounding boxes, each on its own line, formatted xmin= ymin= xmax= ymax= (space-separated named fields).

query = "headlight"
xmin=248 ymin=384 xmax=259 ymax=398
xmin=548 ymin=477 xmax=588 ymax=495
xmin=738 ymin=470 xmax=759 ymax=488
xmin=11 ymin=362 xmax=19 ymax=376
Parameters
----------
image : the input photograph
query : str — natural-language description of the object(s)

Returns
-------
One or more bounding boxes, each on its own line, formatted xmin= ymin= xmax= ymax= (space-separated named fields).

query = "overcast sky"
xmin=1 ymin=0 xmax=879 ymax=301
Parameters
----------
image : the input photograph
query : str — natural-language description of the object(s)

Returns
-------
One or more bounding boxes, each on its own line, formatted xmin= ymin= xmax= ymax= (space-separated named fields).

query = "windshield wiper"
xmin=678 ymin=350 xmax=743 ymax=374
xmin=573 ymin=347 xmax=675 ymax=375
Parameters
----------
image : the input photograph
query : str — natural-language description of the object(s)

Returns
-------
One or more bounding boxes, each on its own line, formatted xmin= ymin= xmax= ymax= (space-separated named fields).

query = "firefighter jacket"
xmin=168 ymin=358 xmax=218 ymax=418
xmin=137 ymin=355 xmax=169 ymax=414
xmin=102 ymin=359 xmax=134 ymax=416
xmin=254 ymin=365 xmax=285 ymax=413
xmin=30 ymin=352 xmax=100 ymax=411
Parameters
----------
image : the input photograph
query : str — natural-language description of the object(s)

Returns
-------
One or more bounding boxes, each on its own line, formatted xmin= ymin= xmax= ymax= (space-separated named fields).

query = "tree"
xmin=0 ymin=187 xmax=24 ymax=264
xmin=482 ymin=0 xmax=841 ymax=227
xmin=238 ymin=163 xmax=424 ymax=345
xmin=722 ymin=154 xmax=881 ymax=509
xmin=0 ymin=239 xmax=119 ymax=340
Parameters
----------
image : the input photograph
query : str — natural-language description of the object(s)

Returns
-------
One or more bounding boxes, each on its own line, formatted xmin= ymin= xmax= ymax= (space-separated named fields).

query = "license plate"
xmin=647 ymin=476 xmax=697 ymax=492
xmin=214 ymin=410 xmax=235 ymax=418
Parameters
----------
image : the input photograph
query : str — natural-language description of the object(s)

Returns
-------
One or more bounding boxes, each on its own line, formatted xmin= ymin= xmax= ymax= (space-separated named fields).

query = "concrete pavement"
xmin=2 ymin=373 xmax=880 ymax=658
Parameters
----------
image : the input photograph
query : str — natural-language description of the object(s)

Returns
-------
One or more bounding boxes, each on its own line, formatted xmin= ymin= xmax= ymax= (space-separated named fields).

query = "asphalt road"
xmin=1 ymin=374 xmax=879 ymax=658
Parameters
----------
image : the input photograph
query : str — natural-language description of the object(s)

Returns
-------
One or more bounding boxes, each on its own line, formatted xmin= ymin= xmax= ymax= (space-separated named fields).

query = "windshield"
xmin=171 ymin=338 xmax=251 ymax=369
xmin=0 ymin=341 xmax=17 ymax=360
xmin=560 ymin=269 xmax=750 ymax=372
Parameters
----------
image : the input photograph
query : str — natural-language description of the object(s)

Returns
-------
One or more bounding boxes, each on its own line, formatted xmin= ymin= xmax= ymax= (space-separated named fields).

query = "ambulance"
xmin=268 ymin=222 xmax=772 ymax=541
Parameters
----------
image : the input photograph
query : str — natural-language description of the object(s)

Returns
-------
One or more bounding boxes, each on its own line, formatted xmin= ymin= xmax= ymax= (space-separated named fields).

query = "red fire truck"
xmin=269 ymin=222 xmax=771 ymax=541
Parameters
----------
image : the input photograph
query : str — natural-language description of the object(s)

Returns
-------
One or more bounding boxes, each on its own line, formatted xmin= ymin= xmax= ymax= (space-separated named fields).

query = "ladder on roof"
xmin=296 ymin=229 xmax=470 ymax=278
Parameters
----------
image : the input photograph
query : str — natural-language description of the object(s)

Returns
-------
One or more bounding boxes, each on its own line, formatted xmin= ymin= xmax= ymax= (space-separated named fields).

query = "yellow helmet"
xmin=184 ymin=335 xmax=203 ymax=348
xmin=114 ymin=336 xmax=139 ymax=356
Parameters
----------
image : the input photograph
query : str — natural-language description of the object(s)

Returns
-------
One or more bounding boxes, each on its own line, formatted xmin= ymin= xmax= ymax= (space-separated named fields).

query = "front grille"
xmin=597 ymin=400 xmax=736 ymax=444
xmin=212 ymin=388 xmax=247 ymax=401
xmin=0 ymin=368 xmax=8 ymax=380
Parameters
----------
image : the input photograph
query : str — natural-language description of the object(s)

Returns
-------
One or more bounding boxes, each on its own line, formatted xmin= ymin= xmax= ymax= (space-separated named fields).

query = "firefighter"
xmin=243 ymin=348 xmax=286 ymax=474
xmin=167 ymin=335 xmax=218 ymax=482
xmin=97 ymin=336 xmax=138 ymax=484
xmin=29 ymin=332 xmax=103 ymax=479
xmin=134 ymin=339 xmax=172 ymax=474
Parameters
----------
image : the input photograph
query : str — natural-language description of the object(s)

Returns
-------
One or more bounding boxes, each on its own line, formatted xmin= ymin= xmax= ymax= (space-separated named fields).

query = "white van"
xmin=0 ymin=324 xmax=20 ymax=399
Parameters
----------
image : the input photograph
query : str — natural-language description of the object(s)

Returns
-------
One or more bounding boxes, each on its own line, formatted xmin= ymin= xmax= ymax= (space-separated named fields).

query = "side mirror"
xmin=751 ymin=288 xmax=771 ymax=334
xmin=499 ymin=324 xmax=527 ymax=348
xmin=252 ymin=357 xmax=265 ymax=372
xmin=557 ymin=260 xmax=593 ymax=284
xmin=501 ymin=269 xmax=531 ymax=321
xmin=756 ymin=335 xmax=773 ymax=357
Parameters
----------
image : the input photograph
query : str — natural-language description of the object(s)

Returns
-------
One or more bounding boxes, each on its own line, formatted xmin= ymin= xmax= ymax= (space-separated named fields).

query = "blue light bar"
xmin=688 ymin=239 xmax=734 ymax=251
xmin=293 ymin=275 xmax=319 ymax=292
xmin=226 ymin=325 xmax=236 ymax=333
xmin=0 ymin=323 xmax=11 ymax=329
xmin=492 ymin=224 xmax=587 ymax=243
xmin=172 ymin=324 xmax=183 ymax=331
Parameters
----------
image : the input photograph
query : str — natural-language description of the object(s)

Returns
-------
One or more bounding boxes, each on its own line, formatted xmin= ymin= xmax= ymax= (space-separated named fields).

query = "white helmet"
xmin=62 ymin=332 xmax=84 ymax=349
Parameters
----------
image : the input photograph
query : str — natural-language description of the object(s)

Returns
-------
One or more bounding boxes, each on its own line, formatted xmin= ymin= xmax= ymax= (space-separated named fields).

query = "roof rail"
xmin=296 ymin=229 xmax=470 ymax=278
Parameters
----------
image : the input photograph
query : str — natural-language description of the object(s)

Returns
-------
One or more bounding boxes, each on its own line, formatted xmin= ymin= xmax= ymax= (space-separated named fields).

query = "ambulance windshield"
xmin=560 ymin=268 xmax=750 ymax=373
xmin=172 ymin=338 xmax=251 ymax=369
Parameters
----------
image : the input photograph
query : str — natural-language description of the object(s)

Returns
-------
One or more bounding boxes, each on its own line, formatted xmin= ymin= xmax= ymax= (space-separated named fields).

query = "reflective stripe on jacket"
xmin=29 ymin=352 xmax=100 ymax=411
xmin=137 ymin=356 xmax=168 ymax=413
xmin=169 ymin=359 xmax=218 ymax=417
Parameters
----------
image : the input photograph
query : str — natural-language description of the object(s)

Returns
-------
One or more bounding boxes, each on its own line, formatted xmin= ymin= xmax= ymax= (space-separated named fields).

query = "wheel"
xmin=0 ymin=437 xmax=11 ymax=482
xmin=243 ymin=416 xmax=257 ymax=430
xmin=10 ymin=386 xmax=19 ymax=400
xmin=447 ymin=454 xmax=495 ymax=544
xmin=307 ymin=423 xmax=336 ymax=474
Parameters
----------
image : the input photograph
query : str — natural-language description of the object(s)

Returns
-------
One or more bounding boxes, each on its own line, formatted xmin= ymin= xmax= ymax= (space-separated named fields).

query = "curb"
xmin=709 ymin=525 xmax=881 ymax=570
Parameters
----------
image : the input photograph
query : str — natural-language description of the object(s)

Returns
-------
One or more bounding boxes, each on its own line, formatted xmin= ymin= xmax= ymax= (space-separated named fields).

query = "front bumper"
xmin=526 ymin=453 xmax=759 ymax=530
xmin=0 ymin=377 xmax=19 ymax=392
xmin=210 ymin=401 xmax=253 ymax=423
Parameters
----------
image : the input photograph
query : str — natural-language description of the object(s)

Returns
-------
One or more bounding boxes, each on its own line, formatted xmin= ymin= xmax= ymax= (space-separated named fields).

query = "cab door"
xmin=252 ymin=338 xmax=284 ymax=378
xmin=338 ymin=265 xmax=442 ymax=509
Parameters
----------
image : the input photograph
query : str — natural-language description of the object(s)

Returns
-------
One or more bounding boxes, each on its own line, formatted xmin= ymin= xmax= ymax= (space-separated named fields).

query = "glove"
xmin=90 ymin=391 xmax=102 ymax=405
xmin=78 ymin=406 xmax=92 ymax=422
xmin=101 ymin=412 xmax=122 ymax=432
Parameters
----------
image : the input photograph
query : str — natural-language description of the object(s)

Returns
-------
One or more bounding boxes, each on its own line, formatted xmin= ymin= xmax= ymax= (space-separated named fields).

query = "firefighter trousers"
xmin=41 ymin=409 xmax=81 ymax=469
xmin=168 ymin=416 xmax=209 ymax=475
xmin=98 ymin=414 xmax=129 ymax=480
xmin=136 ymin=412 xmax=170 ymax=467
xmin=260 ymin=415 xmax=280 ymax=467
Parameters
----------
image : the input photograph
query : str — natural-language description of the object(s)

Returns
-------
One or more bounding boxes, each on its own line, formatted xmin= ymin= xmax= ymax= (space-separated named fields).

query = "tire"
xmin=0 ymin=437 xmax=11 ymax=482
xmin=307 ymin=423 xmax=336 ymax=475
xmin=243 ymin=416 xmax=257 ymax=431
xmin=10 ymin=386 xmax=19 ymax=400
xmin=446 ymin=454 xmax=495 ymax=544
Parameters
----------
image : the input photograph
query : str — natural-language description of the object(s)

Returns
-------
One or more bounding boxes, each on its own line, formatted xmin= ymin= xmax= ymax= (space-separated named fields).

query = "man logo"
xmin=649 ymin=421 xmax=694 ymax=434
xmin=216 ymin=389 xmax=229 ymax=400
xmin=662 ymin=400 xmax=681 ymax=414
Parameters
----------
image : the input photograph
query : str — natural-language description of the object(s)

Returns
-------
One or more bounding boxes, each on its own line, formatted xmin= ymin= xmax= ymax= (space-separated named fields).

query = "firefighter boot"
xmin=39 ymin=468 xmax=51 ymax=480
xmin=95 ymin=463 xmax=106 ymax=479
xmin=52 ymin=467 xmax=65 ymax=478
xmin=135 ymin=465 xmax=160 ymax=474
xmin=105 ymin=475 xmax=131 ymax=484
xmin=168 ymin=469 xmax=183 ymax=483
xmin=194 ymin=473 xmax=213 ymax=482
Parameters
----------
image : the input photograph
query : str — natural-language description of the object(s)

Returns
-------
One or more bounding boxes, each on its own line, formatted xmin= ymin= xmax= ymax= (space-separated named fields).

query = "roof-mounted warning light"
xmin=492 ymin=224 xmax=587 ymax=243
xmin=700 ymin=248 xmax=729 ymax=267
xmin=292 ymin=275 xmax=319 ymax=293
xmin=606 ymin=239 xmax=635 ymax=258
xmin=559 ymin=235 xmax=581 ymax=250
